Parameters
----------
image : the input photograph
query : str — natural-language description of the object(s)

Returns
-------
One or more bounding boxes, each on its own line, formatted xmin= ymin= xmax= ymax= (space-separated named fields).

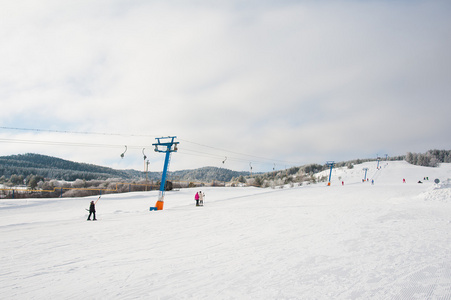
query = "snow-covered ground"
xmin=1 ymin=161 xmax=451 ymax=299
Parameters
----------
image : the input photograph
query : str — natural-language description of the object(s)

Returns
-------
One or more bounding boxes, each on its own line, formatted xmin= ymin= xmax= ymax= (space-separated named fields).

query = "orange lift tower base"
xmin=150 ymin=136 xmax=179 ymax=211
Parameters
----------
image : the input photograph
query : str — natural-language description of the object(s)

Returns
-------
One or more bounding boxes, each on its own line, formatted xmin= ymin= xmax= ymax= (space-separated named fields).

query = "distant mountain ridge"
xmin=0 ymin=153 xmax=249 ymax=182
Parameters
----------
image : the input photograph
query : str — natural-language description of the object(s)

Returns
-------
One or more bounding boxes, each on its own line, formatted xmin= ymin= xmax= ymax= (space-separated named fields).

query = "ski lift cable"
xmin=0 ymin=136 xmax=235 ymax=162
xmin=0 ymin=137 xmax=153 ymax=150
xmin=175 ymin=152 xmax=271 ymax=169
xmin=0 ymin=126 xmax=160 ymax=138
xmin=179 ymin=145 xmax=298 ymax=166
xmin=0 ymin=126 xmax=302 ymax=166
xmin=179 ymin=148 xmax=245 ymax=161
xmin=0 ymin=136 xmax=295 ymax=168
xmin=180 ymin=145 xmax=263 ymax=162
xmin=178 ymin=138 xmax=301 ymax=165
xmin=177 ymin=149 xmax=278 ymax=166
xmin=178 ymin=148 xmax=235 ymax=161
xmin=176 ymin=151 xmax=283 ymax=172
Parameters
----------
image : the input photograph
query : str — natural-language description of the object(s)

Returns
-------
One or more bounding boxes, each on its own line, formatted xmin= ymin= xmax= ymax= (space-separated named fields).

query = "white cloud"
xmin=0 ymin=0 xmax=450 ymax=172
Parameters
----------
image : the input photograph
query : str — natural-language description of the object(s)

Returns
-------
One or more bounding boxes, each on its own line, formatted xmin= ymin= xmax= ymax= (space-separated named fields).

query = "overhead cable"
xmin=0 ymin=126 xmax=302 ymax=166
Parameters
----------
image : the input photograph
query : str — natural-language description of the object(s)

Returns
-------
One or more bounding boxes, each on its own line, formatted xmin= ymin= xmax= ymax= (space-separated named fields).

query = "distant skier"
xmin=87 ymin=200 xmax=97 ymax=221
xmin=195 ymin=192 xmax=200 ymax=206
xmin=403 ymin=178 xmax=406 ymax=183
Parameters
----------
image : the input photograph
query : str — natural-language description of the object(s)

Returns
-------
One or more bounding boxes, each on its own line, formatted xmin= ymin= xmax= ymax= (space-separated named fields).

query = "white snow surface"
xmin=1 ymin=161 xmax=451 ymax=299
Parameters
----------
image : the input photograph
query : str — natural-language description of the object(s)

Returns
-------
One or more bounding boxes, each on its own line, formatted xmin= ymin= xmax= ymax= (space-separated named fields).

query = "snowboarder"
xmin=87 ymin=201 xmax=97 ymax=221
xmin=195 ymin=192 xmax=200 ymax=206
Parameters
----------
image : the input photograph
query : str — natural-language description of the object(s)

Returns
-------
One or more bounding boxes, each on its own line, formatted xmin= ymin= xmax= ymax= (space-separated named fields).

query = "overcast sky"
xmin=0 ymin=0 xmax=450 ymax=173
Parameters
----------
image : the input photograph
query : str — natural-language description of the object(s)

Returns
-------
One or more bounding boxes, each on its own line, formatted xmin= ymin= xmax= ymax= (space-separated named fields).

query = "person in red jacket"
xmin=195 ymin=192 xmax=200 ymax=206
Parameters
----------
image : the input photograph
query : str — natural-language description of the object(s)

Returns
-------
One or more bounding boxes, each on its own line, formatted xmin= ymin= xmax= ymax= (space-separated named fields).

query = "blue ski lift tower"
xmin=150 ymin=136 xmax=179 ymax=211
xmin=326 ymin=161 xmax=335 ymax=186
xmin=363 ymin=167 xmax=369 ymax=181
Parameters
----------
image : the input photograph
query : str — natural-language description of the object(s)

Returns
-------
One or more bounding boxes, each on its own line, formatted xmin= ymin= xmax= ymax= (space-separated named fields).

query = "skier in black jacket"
xmin=87 ymin=201 xmax=97 ymax=221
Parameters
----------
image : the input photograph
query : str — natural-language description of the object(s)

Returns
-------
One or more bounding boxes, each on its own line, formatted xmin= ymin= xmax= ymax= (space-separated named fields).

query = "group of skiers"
xmin=87 ymin=173 xmax=433 ymax=219
xmin=194 ymin=191 xmax=205 ymax=206
xmin=361 ymin=178 xmax=375 ymax=184
xmin=86 ymin=191 xmax=207 ymax=221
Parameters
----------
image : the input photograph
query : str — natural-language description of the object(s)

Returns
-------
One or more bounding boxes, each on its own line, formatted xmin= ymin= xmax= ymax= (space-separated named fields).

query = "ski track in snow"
xmin=1 ymin=161 xmax=451 ymax=299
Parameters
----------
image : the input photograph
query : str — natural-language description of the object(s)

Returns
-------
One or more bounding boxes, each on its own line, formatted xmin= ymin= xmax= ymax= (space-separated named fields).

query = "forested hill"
xmin=170 ymin=167 xmax=249 ymax=182
xmin=0 ymin=153 xmax=134 ymax=181
xmin=0 ymin=153 xmax=249 ymax=182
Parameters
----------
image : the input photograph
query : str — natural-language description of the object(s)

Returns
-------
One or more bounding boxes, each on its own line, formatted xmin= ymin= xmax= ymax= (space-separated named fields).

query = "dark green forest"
xmin=0 ymin=153 xmax=135 ymax=181
xmin=0 ymin=153 xmax=249 ymax=183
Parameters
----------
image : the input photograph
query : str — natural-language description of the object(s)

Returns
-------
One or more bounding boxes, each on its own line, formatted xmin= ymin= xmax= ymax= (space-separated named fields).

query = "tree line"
xmin=1 ymin=150 xmax=448 ymax=198
xmin=405 ymin=150 xmax=451 ymax=167
xmin=0 ymin=153 xmax=135 ymax=181
xmin=0 ymin=154 xmax=250 ymax=183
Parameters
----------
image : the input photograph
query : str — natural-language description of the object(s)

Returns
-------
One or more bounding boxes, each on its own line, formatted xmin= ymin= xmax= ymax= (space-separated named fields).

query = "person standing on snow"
xmin=199 ymin=191 xmax=204 ymax=206
xmin=195 ymin=192 xmax=200 ymax=206
xmin=87 ymin=200 xmax=97 ymax=221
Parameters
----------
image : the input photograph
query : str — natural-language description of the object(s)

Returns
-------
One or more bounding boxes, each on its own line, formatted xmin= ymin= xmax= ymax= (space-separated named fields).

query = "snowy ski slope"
xmin=1 ymin=161 xmax=451 ymax=299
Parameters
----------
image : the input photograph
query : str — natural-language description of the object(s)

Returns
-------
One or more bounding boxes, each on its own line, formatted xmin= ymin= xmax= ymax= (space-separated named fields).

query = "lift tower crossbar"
xmin=150 ymin=136 xmax=179 ymax=211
